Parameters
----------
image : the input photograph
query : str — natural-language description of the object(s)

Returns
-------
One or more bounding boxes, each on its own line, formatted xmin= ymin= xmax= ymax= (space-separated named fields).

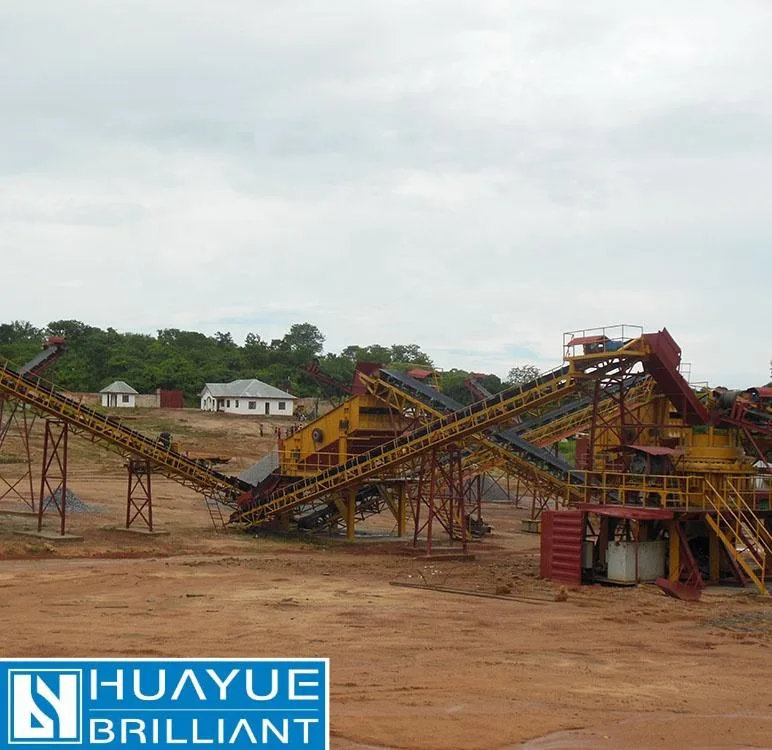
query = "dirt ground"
xmin=1 ymin=409 xmax=771 ymax=749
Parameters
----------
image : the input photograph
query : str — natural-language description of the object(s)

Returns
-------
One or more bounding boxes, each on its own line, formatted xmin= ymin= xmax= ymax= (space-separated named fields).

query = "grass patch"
xmin=0 ymin=454 xmax=25 ymax=464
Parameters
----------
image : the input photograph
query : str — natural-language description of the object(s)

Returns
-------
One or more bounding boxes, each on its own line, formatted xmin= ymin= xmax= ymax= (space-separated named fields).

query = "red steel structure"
xmin=37 ymin=419 xmax=69 ymax=535
xmin=126 ymin=458 xmax=154 ymax=531
xmin=1 ymin=326 xmax=769 ymax=596
xmin=0 ymin=337 xmax=66 ymax=511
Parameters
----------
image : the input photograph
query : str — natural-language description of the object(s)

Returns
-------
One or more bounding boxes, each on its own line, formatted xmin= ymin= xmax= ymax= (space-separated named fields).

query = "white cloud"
xmin=1 ymin=1 xmax=771 ymax=387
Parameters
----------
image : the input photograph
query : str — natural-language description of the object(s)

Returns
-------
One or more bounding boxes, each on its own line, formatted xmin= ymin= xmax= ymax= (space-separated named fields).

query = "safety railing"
xmin=563 ymin=324 xmax=644 ymax=360
xmin=703 ymin=476 xmax=769 ymax=594
xmin=522 ymin=377 xmax=656 ymax=448
xmin=574 ymin=470 xmax=704 ymax=508
xmin=236 ymin=364 xmax=579 ymax=526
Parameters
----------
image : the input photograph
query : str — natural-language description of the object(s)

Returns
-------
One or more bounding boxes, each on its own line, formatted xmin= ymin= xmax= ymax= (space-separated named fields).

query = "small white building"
xmin=199 ymin=379 xmax=296 ymax=416
xmin=100 ymin=380 xmax=138 ymax=408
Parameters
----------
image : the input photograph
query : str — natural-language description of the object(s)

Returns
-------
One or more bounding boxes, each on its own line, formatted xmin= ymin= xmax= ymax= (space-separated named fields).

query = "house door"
xmin=264 ymin=402 xmax=270 ymax=415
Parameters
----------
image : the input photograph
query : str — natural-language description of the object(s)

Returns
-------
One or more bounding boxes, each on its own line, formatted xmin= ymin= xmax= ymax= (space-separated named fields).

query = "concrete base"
xmin=521 ymin=518 xmax=542 ymax=534
xmin=607 ymin=540 xmax=666 ymax=583
xmin=0 ymin=509 xmax=38 ymax=518
xmin=15 ymin=530 xmax=84 ymax=542
xmin=416 ymin=553 xmax=476 ymax=562
xmin=110 ymin=527 xmax=170 ymax=536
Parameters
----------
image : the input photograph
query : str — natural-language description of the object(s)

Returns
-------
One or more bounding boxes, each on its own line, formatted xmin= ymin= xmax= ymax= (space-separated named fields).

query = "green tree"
xmin=282 ymin=323 xmax=325 ymax=356
xmin=243 ymin=332 xmax=269 ymax=370
xmin=341 ymin=344 xmax=392 ymax=364
xmin=505 ymin=365 xmax=540 ymax=386
xmin=0 ymin=320 xmax=44 ymax=367
xmin=0 ymin=320 xmax=42 ymax=345
xmin=390 ymin=344 xmax=433 ymax=367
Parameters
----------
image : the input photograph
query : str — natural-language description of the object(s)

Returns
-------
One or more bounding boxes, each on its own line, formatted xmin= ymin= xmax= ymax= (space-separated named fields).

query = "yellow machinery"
xmin=1 ymin=326 xmax=768 ymax=593
xmin=280 ymin=394 xmax=408 ymax=477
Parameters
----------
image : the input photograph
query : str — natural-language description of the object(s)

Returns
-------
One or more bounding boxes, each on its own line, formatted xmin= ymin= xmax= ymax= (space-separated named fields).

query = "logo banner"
xmin=1 ymin=659 xmax=328 ymax=750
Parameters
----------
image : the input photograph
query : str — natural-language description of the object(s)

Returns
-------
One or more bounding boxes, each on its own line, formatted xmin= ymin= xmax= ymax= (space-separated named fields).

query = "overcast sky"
xmin=1 ymin=1 xmax=770 ymax=387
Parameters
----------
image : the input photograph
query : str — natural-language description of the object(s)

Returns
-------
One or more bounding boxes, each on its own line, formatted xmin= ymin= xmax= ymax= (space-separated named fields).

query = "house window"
xmin=226 ymin=399 xmax=231 ymax=408
xmin=248 ymin=401 xmax=256 ymax=410
xmin=235 ymin=400 xmax=239 ymax=408
xmin=121 ymin=394 xmax=130 ymax=403
xmin=278 ymin=401 xmax=286 ymax=411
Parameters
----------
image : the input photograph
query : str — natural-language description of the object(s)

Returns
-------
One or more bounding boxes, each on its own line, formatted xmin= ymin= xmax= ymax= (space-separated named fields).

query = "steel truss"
xmin=126 ymin=458 xmax=153 ymax=531
xmin=38 ymin=420 xmax=68 ymax=535
xmin=0 ymin=397 xmax=37 ymax=510
xmin=409 ymin=446 xmax=468 ymax=553
xmin=0 ymin=361 xmax=251 ymax=504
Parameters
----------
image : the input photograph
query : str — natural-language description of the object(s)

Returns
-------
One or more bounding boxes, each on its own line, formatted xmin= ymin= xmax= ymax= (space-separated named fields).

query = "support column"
xmin=38 ymin=420 xmax=68 ymax=535
xmin=345 ymin=488 xmax=356 ymax=541
xmin=126 ymin=458 xmax=153 ymax=531
xmin=455 ymin=447 xmax=468 ymax=554
xmin=668 ymin=521 xmax=680 ymax=582
xmin=426 ymin=448 xmax=437 ymax=555
xmin=709 ymin=525 xmax=720 ymax=583
xmin=396 ymin=483 xmax=406 ymax=538
xmin=0 ymin=399 xmax=37 ymax=511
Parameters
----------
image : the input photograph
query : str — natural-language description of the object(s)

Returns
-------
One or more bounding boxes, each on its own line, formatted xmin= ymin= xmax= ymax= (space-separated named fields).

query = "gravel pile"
xmin=41 ymin=488 xmax=100 ymax=513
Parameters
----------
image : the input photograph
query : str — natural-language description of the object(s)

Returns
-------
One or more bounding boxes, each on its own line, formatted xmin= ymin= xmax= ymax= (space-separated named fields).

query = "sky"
xmin=1 ymin=1 xmax=770 ymax=387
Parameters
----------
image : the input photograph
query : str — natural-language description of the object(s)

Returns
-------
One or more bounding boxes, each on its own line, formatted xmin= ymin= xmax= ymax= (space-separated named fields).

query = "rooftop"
xmin=201 ymin=379 xmax=296 ymax=400
xmin=99 ymin=380 xmax=138 ymax=394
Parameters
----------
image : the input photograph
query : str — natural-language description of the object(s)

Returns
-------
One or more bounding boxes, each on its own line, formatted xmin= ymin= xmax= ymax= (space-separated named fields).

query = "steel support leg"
xmin=345 ymin=489 xmax=356 ymax=541
xmin=0 ymin=398 xmax=37 ymax=511
xmin=38 ymin=420 xmax=68 ymax=535
xmin=126 ymin=458 xmax=153 ymax=531
xmin=709 ymin=526 xmax=720 ymax=583
xmin=668 ymin=521 xmax=680 ymax=582
xmin=396 ymin=484 xmax=405 ymax=538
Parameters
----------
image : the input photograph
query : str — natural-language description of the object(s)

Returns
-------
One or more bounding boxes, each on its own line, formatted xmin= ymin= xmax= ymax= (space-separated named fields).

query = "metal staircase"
xmin=703 ymin=477 xmax=770 ymax=594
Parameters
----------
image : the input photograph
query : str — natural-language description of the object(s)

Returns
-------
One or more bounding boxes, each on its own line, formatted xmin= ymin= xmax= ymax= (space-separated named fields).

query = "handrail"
xmin=236 ymin=364 xmax=579 ymax=526
xmin=703 ymin=476 xmax=768 ymax=594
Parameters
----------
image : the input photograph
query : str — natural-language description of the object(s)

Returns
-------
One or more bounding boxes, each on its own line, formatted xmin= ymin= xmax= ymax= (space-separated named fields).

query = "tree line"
xmin=0 ymin=320 xmax=537 ymax=405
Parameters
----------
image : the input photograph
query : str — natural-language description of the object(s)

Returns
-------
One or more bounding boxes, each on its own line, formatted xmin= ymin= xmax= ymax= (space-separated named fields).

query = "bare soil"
xmin=1 ymin=409 xmax=771 ymax=749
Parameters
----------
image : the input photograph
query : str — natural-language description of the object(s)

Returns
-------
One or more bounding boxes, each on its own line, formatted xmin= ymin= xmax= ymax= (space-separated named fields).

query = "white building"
xmin=99 ymin=380 xmax=138 ymax=408
xmin=199 ymin=379 xmax=296 ymax=416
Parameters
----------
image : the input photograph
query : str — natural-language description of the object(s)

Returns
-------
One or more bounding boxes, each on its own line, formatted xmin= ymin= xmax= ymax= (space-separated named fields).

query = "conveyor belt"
xmin=0 ymin=359 xmax=253 ymax=502
xmin=19 ymin=339 xmax=67 ymax=377
xmin=290 ymin=368 xmax=637 ymax=529
xmin=235 ymin=362 xmax=582 ymax=527
xmin=379 ymin=367 xmax=579 ymax=478
xmin=379 ymin=369 xmax=468 ymax=412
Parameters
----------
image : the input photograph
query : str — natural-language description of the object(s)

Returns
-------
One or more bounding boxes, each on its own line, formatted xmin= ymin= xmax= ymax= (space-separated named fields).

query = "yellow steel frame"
xmin=357 ymin=373 xmax=445 ymax=422
xmin=522 ymin=377 xmax=657 ymax=447
xmin=359 ymin=369 xmax=587 ymax=505
xmin=0 ymin=362 xmax=245 ymax=503
xmin=280 ymin=393 xmax=406 ymax=476
xmin=236 ymin=362 xmax=582 ymax=526
xmin=360 ymin=367 xmax=659 ymax=509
